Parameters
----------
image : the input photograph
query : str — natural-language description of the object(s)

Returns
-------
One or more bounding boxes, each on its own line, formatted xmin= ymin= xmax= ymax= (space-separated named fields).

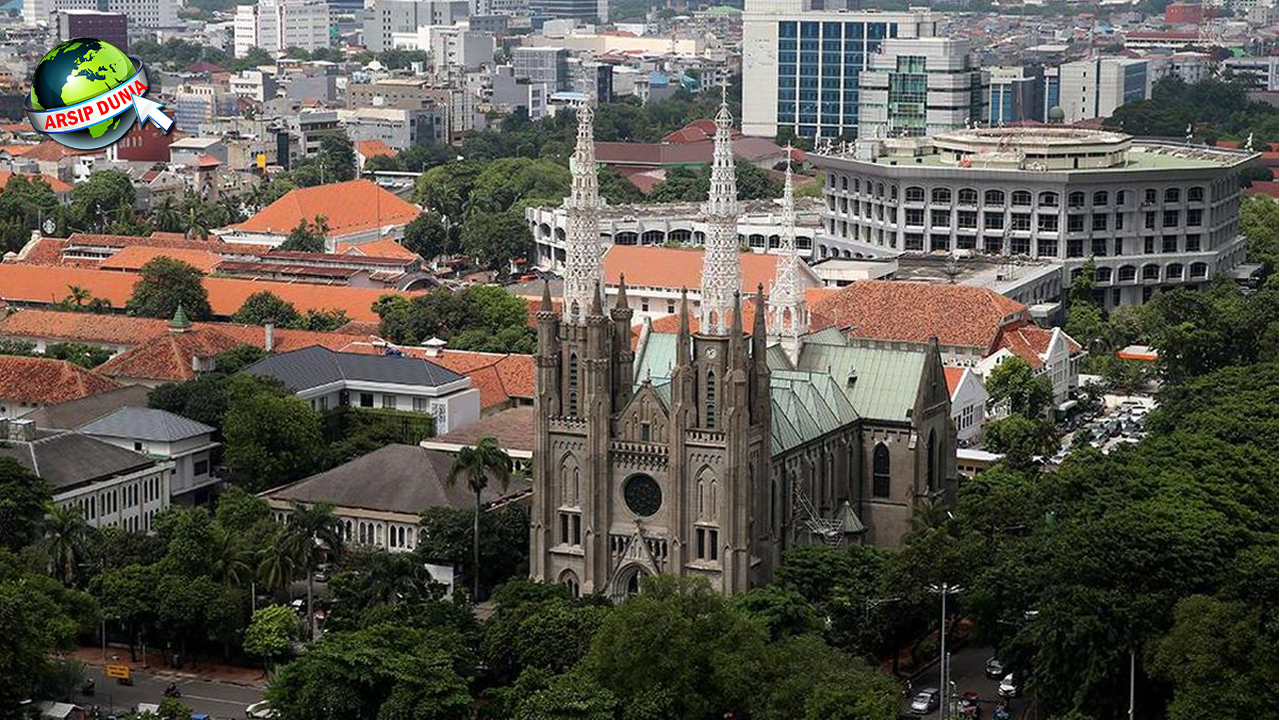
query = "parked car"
xmin=984 ymin=657 xmax=1005 ymax=679
xmin=910 ymin=688 xmax=941 ymax=715
xmin=998 ymin=674 xmax=1020 ymax=698
xmin=246 ymin=700 xmax=278 ymax=719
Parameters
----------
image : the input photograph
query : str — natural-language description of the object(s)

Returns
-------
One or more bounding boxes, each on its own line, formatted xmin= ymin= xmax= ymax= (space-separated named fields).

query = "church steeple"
xmin=563 ymin=102 xmax=602 ymax=323
xmin=698 ymin=83 xmax=741 ymax=336
xmin=767 ymin=144 xmax=807 ymax=366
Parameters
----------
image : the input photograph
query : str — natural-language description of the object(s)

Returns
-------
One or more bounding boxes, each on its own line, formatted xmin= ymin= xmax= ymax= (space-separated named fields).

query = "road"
xmin=77 ymin=665 xmax=264 ymax=719
xmin=901 ymin=645 xmax=1030 ymax=720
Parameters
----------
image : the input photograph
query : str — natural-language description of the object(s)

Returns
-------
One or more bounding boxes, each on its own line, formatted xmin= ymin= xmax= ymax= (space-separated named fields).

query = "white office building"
xmin=741 ymin=1 xmax=941 ymax=139
xmin=27 ymin=0 xmax=180 ymax=28
xmin=361 ymin=0 xmax=469 ymax=53
xmin=234 ymin=0 xmax=331 ymax=58
xmin=1057 ymin=57 xmax=1150 ymax=124
xmin=856 ymin=37 xmax=986 ymax=140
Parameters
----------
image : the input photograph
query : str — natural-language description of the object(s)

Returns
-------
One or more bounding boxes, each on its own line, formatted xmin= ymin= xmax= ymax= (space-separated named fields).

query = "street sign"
xmin=105 ymin=663 xmax=131 ymax=680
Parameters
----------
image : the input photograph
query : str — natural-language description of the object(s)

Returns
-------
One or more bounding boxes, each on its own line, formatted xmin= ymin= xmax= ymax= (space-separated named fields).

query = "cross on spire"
xmin=698 ymin=78 xmax=740 ymax=336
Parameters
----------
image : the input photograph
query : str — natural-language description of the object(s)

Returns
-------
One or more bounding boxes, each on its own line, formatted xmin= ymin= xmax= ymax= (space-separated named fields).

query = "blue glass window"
xmin=844 ymin=22 xmax=863 ymax=40
xmin=780 ymin=21 xmax=797 ymax=38
xmin=800 ymin=21 xmax=819 ymax=38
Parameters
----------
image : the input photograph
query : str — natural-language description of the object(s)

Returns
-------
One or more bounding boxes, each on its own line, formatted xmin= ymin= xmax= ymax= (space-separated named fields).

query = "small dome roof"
xmin=1048 ymin=106 xmax=1065 ymax=121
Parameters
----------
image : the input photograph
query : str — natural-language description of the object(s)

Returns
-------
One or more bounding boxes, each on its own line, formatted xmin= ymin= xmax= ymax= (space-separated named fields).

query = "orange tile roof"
xmin=0 ymin=171 xmax=71 ymax=193
xmin=0 ymin=144 xmax=37 ymax=156
xmin=96 ymin=327 xmax=244 ymax=383
xmin=13 ymin=237 xmax=68 ymax=265
xmin=994 ymin=324 xmax=1081 ymax=370
xmin=0 ymin=264 xmax=413 ymax=321
xmin=100 ymin=246 xmax=222 ymax=273
xmin=356 ymin=139 xmax=395 ymax=159
xmin=809 ymin=281 xmax=1028 ymax=350
xmin=66 ymin=233 xmax=272 ymax=255
xmin=602 ymin=246 xmax=785 ymax=295
xmin=205 ymin=323 xmax=370 ymax=354
xmin=336 ymin=237 xmax=421 ymax=261
xmin=230 ymin=180 xmax=420 ymax=238
xmin=22 ymin=140 xmax=101 ymax=161
xmin=0 ymin=355 xmax=120 ymax=405
xmin=943 ymin=366 xmax=965 ymax=395
xmin=0 ymin=308 xmax=169 ymax=345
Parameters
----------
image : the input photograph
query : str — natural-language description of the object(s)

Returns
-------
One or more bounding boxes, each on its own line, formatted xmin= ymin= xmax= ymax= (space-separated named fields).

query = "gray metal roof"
xmin=0 ymin=432 xmax=157 ymax=490
xmin=24 ymin=385 xmax=152 ymax=430
xmin=77 ymin=406 xmax=215 ymax=442
xmin=262 ymin=444 xmax=530 ymax=515
xmin=243 ymin=345 xmax=466 ymax=392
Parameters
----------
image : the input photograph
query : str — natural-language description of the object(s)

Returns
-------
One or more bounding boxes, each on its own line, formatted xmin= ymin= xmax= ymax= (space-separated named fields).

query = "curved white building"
xmin=809 ymin=128 xmax=1257 ymax=308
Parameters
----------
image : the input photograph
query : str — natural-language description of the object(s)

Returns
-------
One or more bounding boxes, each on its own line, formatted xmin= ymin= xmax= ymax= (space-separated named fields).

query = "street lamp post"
xmin=928 ymin=583 xmax=963 ymax=720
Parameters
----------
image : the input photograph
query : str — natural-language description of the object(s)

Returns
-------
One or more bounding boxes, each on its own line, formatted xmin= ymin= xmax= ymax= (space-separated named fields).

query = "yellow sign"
xmin=256 ymin=152 xmax=267 ymax=170
xmin=105 ymin=663 xmax=131 ymax=680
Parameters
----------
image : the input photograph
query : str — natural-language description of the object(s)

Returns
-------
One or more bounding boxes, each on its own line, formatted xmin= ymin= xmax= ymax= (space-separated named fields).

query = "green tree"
xmin=278 ymin=216 xmax=329 ymax=252
xmin=282 ymin=502 xmax=344 ymax=639
xmin=446 ymin=437 xmax=513 ymax=600
xmin=92 ymin=563 xmax=158 ymax=661
xmin=223 ymin=391 xmax=325 ymax=491
xmin=299 ymin=308 xmax=350 ymax=332
xmin=417 ymin=505 xmax=528 ymax=603
xmin=71 ymin=169 xmax=136 ymax=230
xmin=244 ymin=604 xmax=299 ymax=672
xmin=233 ymin=291 xmax=302 ymax=327
xmin=266 ymin=623 xmax=471 ymax=720
xmin=460 ymin=210 xmax=529 ymax=275
xmin=733 ymin=585 xmax=820 ymax=641
xmin=44 ymin=342 xmax=112 ymax=368
xmin=514 ymin=672 xmax=618 ymax=720
xmin=1150 ymin=594 xmax=1277 ymax=720
xmin=598 ymin=165 xmax=645 ymax=204
xmin=126 ymin=257 xmax=213 ymax=320
xmin=215 ymin=344 xmax=269 ymax=374
xmin=982 ymin=415 xmax=1058 ymax=469
xmin=0 ymin=457 xmax=51 ymax=552
xmin=1239 ymin=195 xmax=1278 ymax=275
xmin=0 ymin=176 xmax=59 ymax=252
xmin=402 ymin=210 xmax=457 ymax=260
xmin=985 ymin=355 xmax=1053 ymax=418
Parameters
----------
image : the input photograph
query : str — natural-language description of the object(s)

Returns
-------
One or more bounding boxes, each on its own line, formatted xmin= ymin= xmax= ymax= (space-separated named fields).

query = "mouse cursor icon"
xmin=132 ymin=95 xmax=174 ymax=133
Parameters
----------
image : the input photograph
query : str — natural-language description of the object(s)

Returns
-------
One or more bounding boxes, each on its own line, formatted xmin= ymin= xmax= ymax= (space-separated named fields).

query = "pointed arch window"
xmin=926 ymin=429 xmax=937 ymax=492
xmin=567 ymin=352 xmax=579 ymax=416
xmin=705 ymin=370 xmax=717 ymax=429
xmin=872 ymin=443 xmax=891 ymax=498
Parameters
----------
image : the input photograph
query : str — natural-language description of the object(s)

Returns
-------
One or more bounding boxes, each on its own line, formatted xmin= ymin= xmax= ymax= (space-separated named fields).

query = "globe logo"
xmin=25 ymin=38 xmax=172 ymax=150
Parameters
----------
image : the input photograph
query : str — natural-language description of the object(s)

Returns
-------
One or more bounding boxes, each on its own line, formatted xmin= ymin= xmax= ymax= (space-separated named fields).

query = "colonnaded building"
xmin=809 ymin=127 xmax=1257 ymax=309
xmin=530 ymin=98 xmax=956 ymax=598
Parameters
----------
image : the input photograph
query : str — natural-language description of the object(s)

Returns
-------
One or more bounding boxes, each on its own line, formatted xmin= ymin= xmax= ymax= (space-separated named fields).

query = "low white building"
xmin=0 ymin=423 xmax=172 ymax=533
xmin=977 ymin=325 xmax=1084 ymax=408
xmin=77 ymin=407 xmax=221 ymax=503
xmin=243 ymin=346 xmax=482 ymax=434
xmin=945 ymin=366 xmax=989 ymax=446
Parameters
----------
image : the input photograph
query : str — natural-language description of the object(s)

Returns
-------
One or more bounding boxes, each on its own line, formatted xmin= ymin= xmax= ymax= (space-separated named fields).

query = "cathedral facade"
xmin=529 ymin=98 xmax=957 ymax=598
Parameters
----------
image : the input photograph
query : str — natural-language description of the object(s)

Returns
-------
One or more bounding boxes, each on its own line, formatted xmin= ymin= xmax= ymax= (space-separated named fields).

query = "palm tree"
xmin=65 ymin=285 xmax=91 ymax=308
xmin=41 ymin=505 xmax=89 ymax=586
xmin=282 ymin=502 xmax=344 ymax=640
xmin=446 ymin=437 xmax=513 ymax=601
xmin=910 ymin=497 xmax=951 ymax=535
xmin=257 ymin=536 xmax=299 ymax=595
xmin=210 ymin=528 xmax=254 ymax=589
xmin=184 ymin=206 xmax=209 ymax=241
xmin=151 ymin=196 xmax=180 ymax=232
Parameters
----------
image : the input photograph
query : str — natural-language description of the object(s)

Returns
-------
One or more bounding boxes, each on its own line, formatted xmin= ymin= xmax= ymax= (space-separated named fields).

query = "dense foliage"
xmin=1104 ymin=77 xmax=1277 ymax=142
xmin=126 ymin=257 xmax=213 ymax=321
xmin=373 ymin=285 xmax=535 ymax=352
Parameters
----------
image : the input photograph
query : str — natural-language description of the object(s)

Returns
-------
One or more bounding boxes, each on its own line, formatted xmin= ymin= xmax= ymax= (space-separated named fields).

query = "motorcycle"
xmin=163 ymin=683 xmax=181 ymax=698
xmin=81 ymin=679 xmax=95 ymax=696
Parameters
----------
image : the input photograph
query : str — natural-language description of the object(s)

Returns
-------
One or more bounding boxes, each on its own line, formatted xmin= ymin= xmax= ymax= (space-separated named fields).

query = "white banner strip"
xmin=26 ymin=60 xmax=149 ymax=135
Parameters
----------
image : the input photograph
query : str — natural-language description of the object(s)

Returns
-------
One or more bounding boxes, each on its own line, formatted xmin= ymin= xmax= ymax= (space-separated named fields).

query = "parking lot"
xmin=1052 ymin=394 xmax=1157 ymax=464
xmin=900 ymin=646 xmax=1030 ymax=720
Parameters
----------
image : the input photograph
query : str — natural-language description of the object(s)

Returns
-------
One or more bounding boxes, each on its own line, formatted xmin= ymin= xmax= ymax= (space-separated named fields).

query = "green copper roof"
xmin=635 ymin=332 xmax=677 ymax=387
xmin=791 ymin=344 xmax=925 ymax=423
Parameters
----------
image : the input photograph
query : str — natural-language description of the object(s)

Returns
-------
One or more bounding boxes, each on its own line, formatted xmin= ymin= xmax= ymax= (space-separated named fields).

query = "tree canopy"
xmin=126 ymin=257 xmax=213 ymax=320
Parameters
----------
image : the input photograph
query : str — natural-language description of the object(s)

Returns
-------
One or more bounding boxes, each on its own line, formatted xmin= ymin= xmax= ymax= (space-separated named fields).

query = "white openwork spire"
xmin=563 ymin=102 xmax=602 ymax=322
xmin=768 ymin=145 xmax=807 ymax=365
xmin=698 ymin=82 xmax=741 ymax=336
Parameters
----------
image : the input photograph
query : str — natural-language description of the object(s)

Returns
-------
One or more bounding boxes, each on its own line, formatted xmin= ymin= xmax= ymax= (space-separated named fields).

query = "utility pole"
xmin=1128 ymin=649 xmax=1136 ymax=720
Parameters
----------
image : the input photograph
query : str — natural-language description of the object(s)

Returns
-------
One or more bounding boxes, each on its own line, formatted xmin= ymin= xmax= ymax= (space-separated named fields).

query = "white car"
xmin=246 ymin=700 xmax=278 ymax=719
xmin=910 ymin=688 xmax=940 ymax=714
xmin=999 ymin=673 xmax=1020 ymax=698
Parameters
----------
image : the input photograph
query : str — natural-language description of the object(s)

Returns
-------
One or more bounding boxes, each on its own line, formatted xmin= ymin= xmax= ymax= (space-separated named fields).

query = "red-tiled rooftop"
xmin=230 ymin=179 xmax=420 ymax=237
xmin=100 ymin=246 xmax=222 ymax=273
xmin=0 ymin=355 xmax=120 ymax=406
xmin=809 ymin=281 xmax=1028 ymax=350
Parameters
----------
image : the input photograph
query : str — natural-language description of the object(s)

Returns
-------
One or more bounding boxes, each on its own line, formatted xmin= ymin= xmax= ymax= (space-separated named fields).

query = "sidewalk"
xmin=68 ymin=645 xmax=267 ymax=688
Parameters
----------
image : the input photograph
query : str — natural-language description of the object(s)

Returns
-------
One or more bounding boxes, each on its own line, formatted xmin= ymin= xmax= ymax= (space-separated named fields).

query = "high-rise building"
xmin=55 ymin=10 xmax=128 ymax=51
xmin=809 ymin=127 xmax=1256 ymax=309
xmin=235 ymin=0 xmax=332 ymax=58
xmin=528 ymin=0 xmax=605 ymax=23
xmin=1222 ymin=55 xmax=1279 ymax=91
xmin=360 ymin=0 xmax=469 ymax=53
xmin=986 ymin=66 xmax=1045 ymax=126
xmin=856 ymin=37 xmax=986 ymax=139
xmin=741 ymin=1 xmax=940 ymax=139
xmin=1058 ymin=57 xmax=1149 ymax=124
xmin=514 ymin=46 xmax=570 ymax=92
xmin=28 ymin=0 xmax=179 ymax=28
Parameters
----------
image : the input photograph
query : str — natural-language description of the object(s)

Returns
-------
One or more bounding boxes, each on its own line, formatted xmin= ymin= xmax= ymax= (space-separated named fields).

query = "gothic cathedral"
xmin=530 ymin=97 xmax=957 ymax=598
